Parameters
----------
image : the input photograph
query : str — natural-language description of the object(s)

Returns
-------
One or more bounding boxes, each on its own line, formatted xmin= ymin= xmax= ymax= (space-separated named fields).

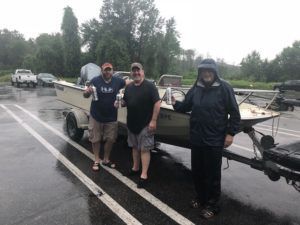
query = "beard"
xmin=103 ymin=74 xmax=112 ymax=82
xmin=133 ymin=75 xmax=142 ymax=82
xmin=201 ymin=77 xmax=215 ymax=87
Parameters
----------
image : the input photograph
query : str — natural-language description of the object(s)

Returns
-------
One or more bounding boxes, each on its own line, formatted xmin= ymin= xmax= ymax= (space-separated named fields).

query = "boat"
xmin=53 ymin=73 xmax=280 ymax=150
xmin=53 ymin=68 xmax=300 ymax=192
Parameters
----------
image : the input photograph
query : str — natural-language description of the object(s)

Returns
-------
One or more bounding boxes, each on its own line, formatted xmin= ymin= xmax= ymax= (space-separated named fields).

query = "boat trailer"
xmin=223 ymin=127 xmax=300 ymax=192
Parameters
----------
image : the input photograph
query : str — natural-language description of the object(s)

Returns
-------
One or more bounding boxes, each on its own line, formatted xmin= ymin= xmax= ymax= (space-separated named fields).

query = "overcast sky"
xmin=1 ymin=0 xmax=300 ymax=65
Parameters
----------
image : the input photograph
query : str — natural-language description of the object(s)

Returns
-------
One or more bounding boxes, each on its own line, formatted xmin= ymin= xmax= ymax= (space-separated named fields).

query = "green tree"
xmin=81 ymin=18 xmax=102 ymax=62
xmin=241 ymin=51 xmax=265 ymax=81
xmin=177 ymin=49 xmax=196 ymax=74
xmin=263 ymin=58 xmax=280 ymax=82
xmin=81 ymin=0 xmax=182 ymax=76
xmin=97 ymin=0 xmax=166 ymax=73
xmin=0 ymin=29 xmax=30 ymax=69
xmin=194 ymin=55 xmax=203 ymax=68
xmin=22 ymin=55 xmax=37 ymax=72
xmin=34 ymin=33 xmax=64 ymax=75
xmin=96 ymin=32 xmax=130 ymax=70
xmin=156 ymin=18 xmax=180 ymax=75
xmin=216 ymin=58 xmax=241 ymax=80
xmin=275 ymin=41 xmax=300 ymax=81
xmin=98 ymin=0 xmax=134 ymax=63
xmin=61 ymin=6 xmax=81 ymax=77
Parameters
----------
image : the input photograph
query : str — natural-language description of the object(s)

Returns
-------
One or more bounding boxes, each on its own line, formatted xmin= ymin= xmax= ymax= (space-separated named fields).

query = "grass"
xmin=0 ymin=70 xmax=13 ymax=76
xmin=60 ymin=77 xmax=77 ymax=83
xmin=0 ymin=74 xmax=11 ymax=83
xmin=182 ymin=78 xmax=196 ymax=86
xmin=0 ymin=71 xmax=275 ymax=90
xmin=228 ymin=80 xmax=275 ymax=90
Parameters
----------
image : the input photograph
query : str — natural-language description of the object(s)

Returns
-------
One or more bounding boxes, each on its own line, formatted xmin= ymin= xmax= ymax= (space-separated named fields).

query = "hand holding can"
xmin=171 ymin=95 xmax=176 ymax=105
xmin=116 ymin=93 xmax=122 ymax=108
xmin=91 ymin=85 xmax=98 ymax=101
xmin=83 ymin=82 xmax=93 ymax=98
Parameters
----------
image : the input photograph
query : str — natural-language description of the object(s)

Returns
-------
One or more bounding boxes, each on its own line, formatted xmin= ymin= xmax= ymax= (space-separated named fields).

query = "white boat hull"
xmin=54 ymin=80 xmax=280 ymax=148
xmin=54 ymin=81 xmax=91 ymax=112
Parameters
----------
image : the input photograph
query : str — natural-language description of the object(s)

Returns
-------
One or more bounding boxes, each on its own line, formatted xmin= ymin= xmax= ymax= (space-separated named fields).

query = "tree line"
xmin=0 ymin=0 xmax=300 ymax=82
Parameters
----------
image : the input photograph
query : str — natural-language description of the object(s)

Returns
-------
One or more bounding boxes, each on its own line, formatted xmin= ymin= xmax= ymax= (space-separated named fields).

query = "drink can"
xmin=166 ymin=87 xmax=172 ymax=105
xmin=116 ymin=93 xmax=122 ymax=108
xmin=92 ymin=86 xmax=98 ymax=101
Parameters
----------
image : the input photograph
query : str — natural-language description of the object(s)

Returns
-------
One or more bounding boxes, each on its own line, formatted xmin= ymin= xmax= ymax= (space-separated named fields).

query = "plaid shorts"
xmin=127 ymin=126 xmax=154 ymax=151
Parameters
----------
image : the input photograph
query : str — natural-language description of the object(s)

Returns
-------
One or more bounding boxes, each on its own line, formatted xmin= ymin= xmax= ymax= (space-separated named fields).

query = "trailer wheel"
xmin=260 ymin=135 xmax=275 ymax=149
xmin=66 ymin=112 xmax=84 ymax=142
xmin=266 ymin=169 xmax=280 ymax=182
xmin=278 ymin=102 xmax=288 ymax=111
xmin=287 ymin=105 xmax=294 ymax=112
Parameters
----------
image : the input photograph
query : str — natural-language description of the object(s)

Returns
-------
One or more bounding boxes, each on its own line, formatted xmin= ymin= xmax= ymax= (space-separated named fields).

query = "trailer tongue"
xmin=223 ymin=141 xmax=300 ymax=192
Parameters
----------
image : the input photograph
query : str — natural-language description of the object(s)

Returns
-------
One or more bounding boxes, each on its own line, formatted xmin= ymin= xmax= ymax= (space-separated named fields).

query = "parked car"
xmin=37 ymin=73 xmax=58 ymax=87
xmin=11 ymin=69 xmax=37 ymax=88
xmin=273 ymin=80 xmax=300 ymax=92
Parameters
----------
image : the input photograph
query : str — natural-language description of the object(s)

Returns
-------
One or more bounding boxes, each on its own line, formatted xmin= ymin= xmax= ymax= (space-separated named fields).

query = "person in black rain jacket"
xmin=172 ymin=58 xmax=241 ymax=219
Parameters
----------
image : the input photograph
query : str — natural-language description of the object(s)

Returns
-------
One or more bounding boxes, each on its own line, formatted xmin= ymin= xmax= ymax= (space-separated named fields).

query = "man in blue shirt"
xmin=84 ymin=63 xmax=126 ymax=171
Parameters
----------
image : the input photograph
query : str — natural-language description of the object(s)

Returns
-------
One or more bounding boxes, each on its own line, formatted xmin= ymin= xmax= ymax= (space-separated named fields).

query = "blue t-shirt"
xmin=90 ymin=76 xmax=125 ymax=122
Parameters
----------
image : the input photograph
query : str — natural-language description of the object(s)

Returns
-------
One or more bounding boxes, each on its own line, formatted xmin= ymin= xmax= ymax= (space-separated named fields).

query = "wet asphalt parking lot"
xmin=0 ymin=83 xmax=300 ymax=225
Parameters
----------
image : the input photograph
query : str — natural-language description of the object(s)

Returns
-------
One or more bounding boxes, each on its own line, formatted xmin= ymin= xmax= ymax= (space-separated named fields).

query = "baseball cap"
xmin=131 ymin=62 xmax=143 ymax=70
xmin=102 ymin=62 xmax=113 ymax=70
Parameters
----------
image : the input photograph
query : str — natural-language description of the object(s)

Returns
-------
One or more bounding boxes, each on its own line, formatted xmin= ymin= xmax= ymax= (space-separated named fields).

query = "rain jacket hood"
xmin=173 ymin=58 xmax=241 ymax=146
xmin=196 ymin=58 xmax=220 ymax=87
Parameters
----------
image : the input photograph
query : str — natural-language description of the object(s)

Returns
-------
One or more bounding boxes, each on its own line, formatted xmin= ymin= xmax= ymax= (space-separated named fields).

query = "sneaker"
xmin=200 ymin=205 xmax=220 ymax=219
xmin=137 ymin=177 xmax=148 ymax=189
xmin=190 ymin=199 xmax=203 ymax=209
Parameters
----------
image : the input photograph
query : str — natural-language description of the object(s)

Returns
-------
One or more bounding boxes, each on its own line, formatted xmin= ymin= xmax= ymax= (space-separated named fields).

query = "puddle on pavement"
xmin=38 ymin=108 xmax=68 ymax=121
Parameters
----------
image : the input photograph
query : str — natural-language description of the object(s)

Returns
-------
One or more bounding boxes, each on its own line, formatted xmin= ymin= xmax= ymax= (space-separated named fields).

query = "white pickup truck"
xmin=11 ymin=69 xmax=37 ymax=88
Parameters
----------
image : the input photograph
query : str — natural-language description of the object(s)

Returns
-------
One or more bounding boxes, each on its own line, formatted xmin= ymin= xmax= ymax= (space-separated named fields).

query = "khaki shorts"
xmin=88 ymin=116 xmax=118 ymax=143
xmin=127 ymin=126 xmax=154 ymax=151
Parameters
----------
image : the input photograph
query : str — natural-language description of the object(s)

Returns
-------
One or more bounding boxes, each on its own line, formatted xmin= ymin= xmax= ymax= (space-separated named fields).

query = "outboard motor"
xmin=78 ymin=63 xmax=101 ymax=85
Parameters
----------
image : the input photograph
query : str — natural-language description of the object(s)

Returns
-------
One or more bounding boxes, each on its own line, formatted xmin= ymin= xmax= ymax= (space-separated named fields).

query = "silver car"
xmin=37 ymin=73 xmax=58 ymax=87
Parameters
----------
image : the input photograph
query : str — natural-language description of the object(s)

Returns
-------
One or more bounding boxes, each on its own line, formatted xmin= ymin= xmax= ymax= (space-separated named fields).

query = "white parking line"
xmin=231 ymin=143 xmax=253 ymax=153
xmin=256 ymin=124 xmax=300 ymax=134
xmin=231 ymin=123 xmax=300 ymax=153
xmin=255 ymin=126 xmax=300 ymax=138
xmin=14 ymin=104 xmax=195 ymax=225
xmin=1 ymin=104 xmax=142 ymax=225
